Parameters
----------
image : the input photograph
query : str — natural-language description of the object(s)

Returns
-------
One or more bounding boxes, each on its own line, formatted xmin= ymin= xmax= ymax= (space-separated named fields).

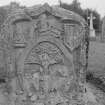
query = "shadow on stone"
xmin=86 ymin=71 xmax=105 ymax=92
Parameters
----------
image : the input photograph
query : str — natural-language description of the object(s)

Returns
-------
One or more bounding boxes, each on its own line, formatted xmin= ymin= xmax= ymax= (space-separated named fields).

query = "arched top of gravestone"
xmin=26 ymin=3 xmax=87 ymax=26
xmin=3 ymin=8 xmax=32 ymax=25
xmin=0 ymin=3 xmax=88 ymax=51
xmin=3 ymin=3 xmax=87 ymax=27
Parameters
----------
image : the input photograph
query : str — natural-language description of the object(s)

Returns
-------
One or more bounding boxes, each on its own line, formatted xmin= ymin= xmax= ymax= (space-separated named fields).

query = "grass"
xmin=87 ymin=40 xmax=105 ymax=92
xmin=88 ymin=41 xmax=105 ymax=75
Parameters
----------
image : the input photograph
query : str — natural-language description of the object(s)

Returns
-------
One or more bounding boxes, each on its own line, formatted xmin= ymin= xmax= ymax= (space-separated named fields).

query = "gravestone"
xmin=0 ymin=3 xmax=94 ymax=105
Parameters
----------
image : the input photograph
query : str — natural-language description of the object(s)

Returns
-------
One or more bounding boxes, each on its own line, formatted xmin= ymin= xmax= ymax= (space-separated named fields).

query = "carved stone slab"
xmin=0 ymin=3 xmax=94 ymax=105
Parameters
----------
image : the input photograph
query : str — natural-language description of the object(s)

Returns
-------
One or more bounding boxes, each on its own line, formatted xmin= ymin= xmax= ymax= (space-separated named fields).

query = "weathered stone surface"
xmin=0 ymin=3 xmax=102 ymax=105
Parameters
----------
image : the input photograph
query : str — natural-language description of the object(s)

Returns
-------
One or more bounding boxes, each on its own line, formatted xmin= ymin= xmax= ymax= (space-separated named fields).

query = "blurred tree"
xmin=92 ymin=10 xmax=101 ymax=32
xmin=59 ymin=0 xmax=101 ymax=31
xmin=59 ymin=0 xmax=84 ymax=17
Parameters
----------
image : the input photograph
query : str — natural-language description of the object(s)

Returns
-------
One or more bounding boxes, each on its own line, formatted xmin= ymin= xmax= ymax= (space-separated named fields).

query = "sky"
xmin=0 ymin=0 xmax=105 ymax=18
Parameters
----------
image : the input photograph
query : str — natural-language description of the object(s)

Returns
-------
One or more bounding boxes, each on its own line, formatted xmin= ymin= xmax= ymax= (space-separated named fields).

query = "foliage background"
xmin=59 ymin=0 xmax=102 ymax=32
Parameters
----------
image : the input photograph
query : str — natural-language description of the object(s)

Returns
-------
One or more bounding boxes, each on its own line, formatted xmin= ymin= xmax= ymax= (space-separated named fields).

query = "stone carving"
xmin=25 ymin=42 xmax=63 ymax=66
xmin=23 ymin=63 xmax=74 ymax=105
xmin=13 ymin=21 xmax=31 ymax=44
xmin=22 ymin=42 xmax=75 ymax=105
xmin=64 ymin=23 xmax=85 ymax=51
xmin=36 ymin=14 xmax=62 ymax=39
xmin=34 ymin=42 xmax=64 ymax=66
xmin=1 ymin=3 xmax=102 ymax=105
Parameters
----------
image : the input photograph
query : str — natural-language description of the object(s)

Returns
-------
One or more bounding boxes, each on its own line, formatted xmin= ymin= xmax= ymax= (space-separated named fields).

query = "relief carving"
xmin=0 ymin=3 xmax=91 ymax=105
xmin=34 ymin=42 xmax=64 ymax=68
xmin=19 ymin=42 xmax=75 ymax=105
xmin=13 ymin=21 xmax=31 ymax=45
xmin=64 ymin=23 xmax=85 ymax=51
xmin=23 ymin=64 xmax=75 ymax=105
xmin=36 ymin=13 xmax=62 ymax=39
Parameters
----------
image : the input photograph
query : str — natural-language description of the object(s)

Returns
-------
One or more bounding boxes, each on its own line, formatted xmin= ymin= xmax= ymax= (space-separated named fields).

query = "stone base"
xmin=0 ymin=82 xmax=104 ymax=105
